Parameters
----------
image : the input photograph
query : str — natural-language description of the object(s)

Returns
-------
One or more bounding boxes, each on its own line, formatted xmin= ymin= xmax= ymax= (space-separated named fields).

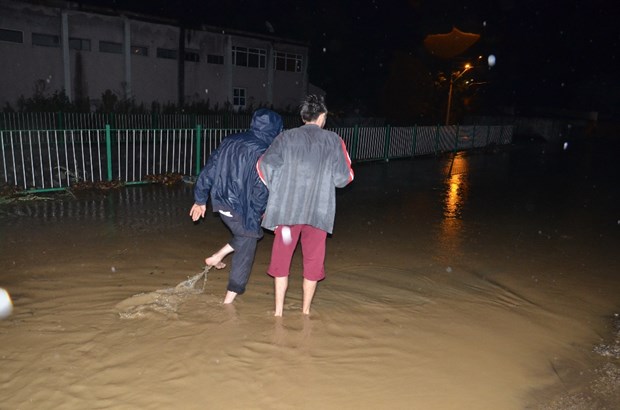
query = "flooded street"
xmin=1 ymin=137 xmax=619 ymax=409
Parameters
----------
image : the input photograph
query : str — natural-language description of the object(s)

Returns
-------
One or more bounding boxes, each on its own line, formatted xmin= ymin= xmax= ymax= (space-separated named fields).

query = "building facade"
xmin=0 ymin=0 xmax=311 ymax=111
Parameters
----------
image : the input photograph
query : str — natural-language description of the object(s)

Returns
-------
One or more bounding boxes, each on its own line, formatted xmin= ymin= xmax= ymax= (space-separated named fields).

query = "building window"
xmin=185 ymin=50 xmax=200 ymax=62
xmin=131 ymin=45 xmax=148 ymax=56
xmin=207 ymin=54 xmax=224 ymax=65
xmin=157 ymin=47 xmax=177 ymax=59
xmin=0 ymin=28 xmax=23 ymax=44
xmin=232 ymin=46 xmax=266 ymax=69
xmin=99 ymin=40 xmax=122 ymax=54
xmin=274 ymin=52 xmax=302 ymax=72
xmin=69 ymin=37 xmax=91 ymax=51
xmin=233 ymin=88 xmax=246 ymax=108
xmin=32 ymin=33 xmax=60 ymax=47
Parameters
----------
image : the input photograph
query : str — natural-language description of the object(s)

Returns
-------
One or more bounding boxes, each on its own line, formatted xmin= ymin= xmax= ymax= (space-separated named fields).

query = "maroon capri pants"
xmin=267 ymin=224 xmax=327 ymax=281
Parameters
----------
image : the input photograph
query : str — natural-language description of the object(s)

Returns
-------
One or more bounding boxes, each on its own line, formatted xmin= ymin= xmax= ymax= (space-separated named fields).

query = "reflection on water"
xmin=438 ymin=154 xmax=469 ymax=257
xmin=0 ymin=184 xmax=193 ymax=225
xmin=444 ymin=174 xmax=465 ymax=219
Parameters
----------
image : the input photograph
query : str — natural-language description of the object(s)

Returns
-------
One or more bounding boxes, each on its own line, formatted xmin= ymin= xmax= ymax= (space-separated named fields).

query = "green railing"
xmin=0 ymin=124 xmax=513 ymax=193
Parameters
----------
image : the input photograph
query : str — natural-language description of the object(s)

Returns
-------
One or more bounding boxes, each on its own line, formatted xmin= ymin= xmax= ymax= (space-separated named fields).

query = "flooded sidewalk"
xmin=1 ymin=137 xmax=619 ymax=409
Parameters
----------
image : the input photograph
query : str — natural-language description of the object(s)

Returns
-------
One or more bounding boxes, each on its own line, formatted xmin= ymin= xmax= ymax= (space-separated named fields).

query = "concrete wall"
xmin=0 ymin=2 xmax=65 ymax=102
xmin=0 ymin=1 xmax=309 ymax=111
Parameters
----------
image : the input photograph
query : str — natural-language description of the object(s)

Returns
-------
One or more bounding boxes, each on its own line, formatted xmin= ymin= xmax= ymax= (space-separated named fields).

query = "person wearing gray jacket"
xmin=257 ymin=95 xmax=354 ymax=316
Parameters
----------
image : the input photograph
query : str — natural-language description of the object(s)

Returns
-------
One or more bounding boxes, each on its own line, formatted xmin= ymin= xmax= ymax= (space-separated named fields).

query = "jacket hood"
xmin=250 ymin=108 xmax=283 ymax=145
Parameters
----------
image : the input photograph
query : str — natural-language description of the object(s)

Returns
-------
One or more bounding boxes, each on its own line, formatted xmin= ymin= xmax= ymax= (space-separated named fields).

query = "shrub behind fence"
xmin=0 ymin=112 xmax=302 ymax=131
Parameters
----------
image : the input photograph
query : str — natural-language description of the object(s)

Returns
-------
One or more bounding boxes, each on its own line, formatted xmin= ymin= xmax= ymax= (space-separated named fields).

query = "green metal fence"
xmin=1 ymin=124 xmax=513 ymax=193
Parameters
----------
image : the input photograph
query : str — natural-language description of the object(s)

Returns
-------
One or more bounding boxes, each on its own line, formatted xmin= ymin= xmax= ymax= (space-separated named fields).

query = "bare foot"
xmin=204 ymin=244 xmax=234 ymax=271
xmin=205 ymin=256 xmax=226 ymax=269
xmin=223 ymin=290 xmax=237 ymax=304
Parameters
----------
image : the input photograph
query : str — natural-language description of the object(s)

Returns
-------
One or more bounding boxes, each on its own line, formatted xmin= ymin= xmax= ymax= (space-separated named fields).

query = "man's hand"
xmin=189 ymin=204 xmax=207 ymax=221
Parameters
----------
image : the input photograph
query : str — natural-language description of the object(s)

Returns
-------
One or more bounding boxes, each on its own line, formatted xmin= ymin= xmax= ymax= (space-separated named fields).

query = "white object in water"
xmin=488 ymin=54 xmax=496 ymax=67
xmin=0 ymin=288 xmax=13 ymax=319
xmin=281 ymin=226 xmax=292 ymax=245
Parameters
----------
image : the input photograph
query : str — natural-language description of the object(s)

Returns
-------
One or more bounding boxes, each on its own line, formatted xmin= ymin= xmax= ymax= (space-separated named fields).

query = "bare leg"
xmin=205 ymin=243 xmax=234 ymax=269
xmin=223 ymin=290 xmax=237 ymax=304
xmin=302 ymin=279 xmax=318 ymax=315
xmin=274 ymin=276 xmax=288 ymax=317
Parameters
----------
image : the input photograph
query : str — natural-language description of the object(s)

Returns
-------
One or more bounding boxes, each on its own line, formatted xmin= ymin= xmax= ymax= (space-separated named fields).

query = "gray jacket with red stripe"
xmin=257 ymin=123 xmax=354 ymax=234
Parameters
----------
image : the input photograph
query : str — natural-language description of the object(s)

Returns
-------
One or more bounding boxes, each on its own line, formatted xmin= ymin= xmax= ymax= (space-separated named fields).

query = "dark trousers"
xmin=220 ymin=212 xmax=259 ymax=295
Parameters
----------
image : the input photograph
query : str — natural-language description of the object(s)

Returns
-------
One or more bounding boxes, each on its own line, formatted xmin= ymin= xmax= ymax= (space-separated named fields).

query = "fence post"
xmin=434 ymin=124 xmax=440 ymax=155
xmin=472 ymin=123 xmax=476 ymax=149
xmin=352 ymin=124 xmax=359 ymax=161
xmin=383 ymin=124 xmax=391 ymax=161
xmin=410 ymin=125 xmax=418 ymax=157
xmin=486 ymin=124 xmax=491 ymax=146
xmin=105 ymin=124 xmax=113 ymax=181
xmin=453 ymin=124 xmax=460 ymax=152
xmin=195 ymin=124 xmax=202 ymax=175
xmin=107 ymin=112 xmax=115 ymax=129
xmin=57 ymin=111 xmax=63 ymax=130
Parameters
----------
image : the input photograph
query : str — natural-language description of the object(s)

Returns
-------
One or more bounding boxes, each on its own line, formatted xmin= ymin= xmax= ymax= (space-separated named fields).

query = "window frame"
xmin=233 ymin=87 xmax=246 ymax=109
xmin=207 ymin=54 xmax=224 ymax=65
xmin=184 ymin=49 xmax=200 ymax=62
xmin=69 ymin=37 xmax=91 ymax=51
xmin=274 ymin=51 xmax=303 ymax=73
xmin=0 ymin=28 xmax=24 ymax=44
xmin=32 ymin=32 xmax=60 ymax=48
xmin=156 ymin=47 xmax=177 ymax=60
xmin=232 ymin=46 xmax=266 ymax=69
xmin=99 ymin=40 xmax=122 ymax=54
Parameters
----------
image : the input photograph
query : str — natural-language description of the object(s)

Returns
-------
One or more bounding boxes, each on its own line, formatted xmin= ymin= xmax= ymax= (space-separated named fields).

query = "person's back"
xmin=195 ymin=108 xmax=283 ymax=235
xmin=257 ymin=94 xmax=353 ymax=316
xmin=259 ymin=123 xmax=351 ymax=234
xmin=190 ymin=108 xmax=283 ymax=304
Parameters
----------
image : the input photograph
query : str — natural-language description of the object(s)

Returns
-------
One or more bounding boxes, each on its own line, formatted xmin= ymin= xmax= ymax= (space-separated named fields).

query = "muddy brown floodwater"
xmin=1 ymin=137 xmax=619 ymax=409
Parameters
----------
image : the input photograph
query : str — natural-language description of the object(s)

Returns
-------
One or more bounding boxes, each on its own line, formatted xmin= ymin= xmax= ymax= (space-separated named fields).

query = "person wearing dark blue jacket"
xmin=189 ymin=108 xmax=283 ymax=304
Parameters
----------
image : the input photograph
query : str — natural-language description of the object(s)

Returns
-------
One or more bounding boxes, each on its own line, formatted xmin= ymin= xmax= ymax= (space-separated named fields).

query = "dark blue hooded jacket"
xmin=194 ymin=108 xmax=283 ymax=237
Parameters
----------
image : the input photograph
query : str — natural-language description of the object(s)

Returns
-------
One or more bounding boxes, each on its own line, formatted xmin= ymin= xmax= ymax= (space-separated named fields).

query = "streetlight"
xmin=445 ymin=63 xmax=472 ymax=125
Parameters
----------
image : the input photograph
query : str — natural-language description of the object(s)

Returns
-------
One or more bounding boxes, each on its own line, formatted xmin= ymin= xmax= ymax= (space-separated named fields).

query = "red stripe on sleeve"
xmin=256 ymin=155 xmax=267 ymax=185
xmin=340 ymin=138 xmax=354 ymax=182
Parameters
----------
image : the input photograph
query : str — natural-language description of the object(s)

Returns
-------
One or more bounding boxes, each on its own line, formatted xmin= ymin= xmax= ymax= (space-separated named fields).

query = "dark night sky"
xmin=81 ymin=0 xmax=619 ymax=118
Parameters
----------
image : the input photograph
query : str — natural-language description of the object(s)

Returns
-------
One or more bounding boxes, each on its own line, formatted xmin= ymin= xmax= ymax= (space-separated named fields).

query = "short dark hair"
xmin=300 ymin=94 xmax=327 ymax=122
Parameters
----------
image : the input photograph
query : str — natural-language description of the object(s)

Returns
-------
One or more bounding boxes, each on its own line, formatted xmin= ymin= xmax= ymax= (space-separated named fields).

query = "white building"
xmin=0 ymin=0 xmax=313 ymax=111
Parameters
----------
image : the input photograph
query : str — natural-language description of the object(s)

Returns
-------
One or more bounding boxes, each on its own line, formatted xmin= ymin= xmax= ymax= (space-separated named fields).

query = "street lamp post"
xmin=445 ymin=63 xmax=472 ymax=125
